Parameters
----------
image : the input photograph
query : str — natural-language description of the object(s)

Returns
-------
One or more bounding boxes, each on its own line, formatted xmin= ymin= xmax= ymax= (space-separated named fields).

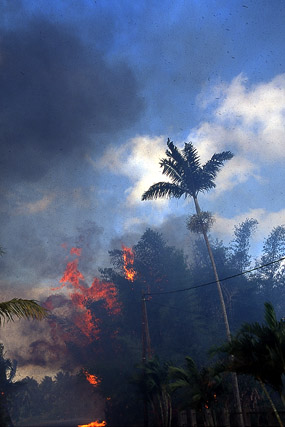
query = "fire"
xmin=83 ymin=369 xmax=101 ymax=386
xmin=122 ymin=245 xmax=136 ymax=282
xmin=70 ymin=247 xmax=82 ymax=256
xmin=51 ymin=247 xmax=121 ymax=342
xmin=78 ymin=421 xmax=106 ymax=427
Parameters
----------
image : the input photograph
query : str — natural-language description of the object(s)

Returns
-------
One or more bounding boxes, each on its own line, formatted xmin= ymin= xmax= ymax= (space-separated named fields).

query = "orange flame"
xmin=70 ymin=247 xmax=82 ymax=256
xmin=78 ymin=421 xmax=106 ymax=427
xmin=52 ymin=247 xmax=121 ymax=341
xmin=122 ymin=245 xmax=136 ymax=282
xmin=83 ymin=369 xmax=101 ymax=386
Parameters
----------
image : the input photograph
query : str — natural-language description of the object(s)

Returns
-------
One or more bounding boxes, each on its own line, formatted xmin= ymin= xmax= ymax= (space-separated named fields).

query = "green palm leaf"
xmin=0 ymin=299 xmax=48 ymax=325
xmin=264 ymin=302 xmax=278 ymax=329
xmin=159 ymin=158 xmax=183 ymax=185
xmin=165 ymin=139 xmax=188 ymax=172
xmin=202 ymin=152 xmax=234 ymax=180
xmin=182 ymin=143 xmax=201 ymax=173
xmin=142 ymin=139 xmax=234 ymax=202
xmin=142 ymin=182 xmax=186 ymax=200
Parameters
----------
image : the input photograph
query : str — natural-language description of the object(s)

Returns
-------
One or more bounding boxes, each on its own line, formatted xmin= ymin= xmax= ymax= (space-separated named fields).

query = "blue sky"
xmin=0 ymin=0 xmax=285 ymax=376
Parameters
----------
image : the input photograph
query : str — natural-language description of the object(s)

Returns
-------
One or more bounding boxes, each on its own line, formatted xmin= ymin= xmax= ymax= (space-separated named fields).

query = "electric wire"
xmin=147 ymin=300 xmax=194 ymax=314
xmin=144 ymin=255 xmax=285 ymax=297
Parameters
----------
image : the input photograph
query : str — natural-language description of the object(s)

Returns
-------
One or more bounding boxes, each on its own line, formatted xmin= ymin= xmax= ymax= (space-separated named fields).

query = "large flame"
xmin=122 ymin=245 xmax=136 ymax=282
xmin=51 ymin=247 xmax=121 ymax=342
xmin=78 ymin=421 xmax=106 ymax=427
xmin=83 ymin=369 xmax=101 ymax=386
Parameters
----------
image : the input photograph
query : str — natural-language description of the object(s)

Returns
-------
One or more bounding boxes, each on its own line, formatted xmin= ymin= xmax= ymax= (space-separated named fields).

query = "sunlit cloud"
xmin=191 ymin=73 xmax=285 ymax=162
xmin=94 ymin=73 xmax=285 ymax=216
xmin=94 ymin=135 xmax=171 ymax=207
xmin=213 ymin=208 xmax=285 ymax=243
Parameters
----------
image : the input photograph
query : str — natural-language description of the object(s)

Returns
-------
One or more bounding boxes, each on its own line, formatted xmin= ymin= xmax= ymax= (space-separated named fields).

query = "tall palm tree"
xmin=213 ymin=302 xmax=285 ymax=427
xmin=142 ymin=138 xmax=244 ymax=426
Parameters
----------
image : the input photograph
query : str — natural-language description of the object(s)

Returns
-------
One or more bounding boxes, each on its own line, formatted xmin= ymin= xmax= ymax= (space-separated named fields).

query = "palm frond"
xmin=142 ymin=182 xmax=186 ymax=201
xmin=239 ymin=322 xmax=265 ymax=337
xmin=165 ymin=138 xmax=188 ymax=170
xmin=185 ymin=356 xmax=198 ymax=375
xmin=182 ymin=143 xmax=201 ymax=173
xmin=202 ymin=151 xmax=234 ymax=180
xmin=159 ymin=158 xmax=183 ymax=185
xmin=168 ymin=366 xmax=190 ymax=383
xmin=194 ymin=171 xmax=216 ymax=194
xmin=0 ymin=299 xmax=48 ymax=325
xmin=264 ymin=302 xmax=278 ymax=329
xmin=142 ymin=139 xmax=234 ymax=202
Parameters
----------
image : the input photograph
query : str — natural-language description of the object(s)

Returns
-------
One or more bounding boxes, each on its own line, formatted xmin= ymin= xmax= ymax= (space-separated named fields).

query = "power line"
xmin=147 ymin=300 xmax=193 ymax=314
xmin=144 ymin=256 xmax=285 ymax=297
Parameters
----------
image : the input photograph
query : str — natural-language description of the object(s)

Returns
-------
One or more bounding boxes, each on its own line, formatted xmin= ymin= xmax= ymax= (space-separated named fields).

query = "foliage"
xmin=213 ymin=302 xmax=285 ymax=399
xmin=0 ymin=343 xmax=25 ymax=427
xmin=142 ymin=138 xmax=233 ymax=201
xmin=256 ymin=226 xmax=285 ymax=309
xmin=131 ymin=357 xmax=172 ymax=427
xmin=9 ymin=370 xmax=104 ymax=425
xmin=6 ymin=217 xmax=285 ymax=424
xmin=169 ymin=356 xmax=226 ymax=411
xmin=0 ymin=299 xmax=47 ymax=325
xmin=186 ymin=211 xmax=215 ymax=234
xmin=229 ymin=218 xmax=258 ymax=271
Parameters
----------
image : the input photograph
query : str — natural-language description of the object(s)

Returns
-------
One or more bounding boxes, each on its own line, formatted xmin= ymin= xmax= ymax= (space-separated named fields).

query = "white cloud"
xmin=191 ymin=73 xmax=285 ymax=162
xmin=210 ymin=156 xmax=261 ymax=197
xmin=94 ymin=135 xmax=171 ymax=207
xmin=93 ymin=73 xmax=285 ymax=212
xmin=184 ymin=73 xmax=285 ymax=198
xmin=213 ymin=208 xmax=285 ymax=243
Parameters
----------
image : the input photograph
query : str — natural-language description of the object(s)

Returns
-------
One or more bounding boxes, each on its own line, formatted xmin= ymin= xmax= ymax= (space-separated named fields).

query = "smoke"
xmin=0 ymin=14 xmax=143 ymax=184
xmin=1 ymin=243 xmax=121 ymax=373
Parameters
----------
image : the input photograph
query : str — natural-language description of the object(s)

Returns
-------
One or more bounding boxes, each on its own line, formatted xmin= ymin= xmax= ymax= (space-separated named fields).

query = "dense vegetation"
xmin=2 ymin=221 xmax=285 ymax=426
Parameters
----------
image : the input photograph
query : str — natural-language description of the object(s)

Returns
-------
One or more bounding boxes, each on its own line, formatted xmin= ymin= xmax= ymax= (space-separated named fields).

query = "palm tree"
xmin=213 ymin=302 xmax=285 ymax=427
xmin=169 ymin=356 xmax=226 ymax=426
xmin=131 ymin=357 xmax=172 ymax=427
xmin=142 ymin=138 xmax=244 ymax=426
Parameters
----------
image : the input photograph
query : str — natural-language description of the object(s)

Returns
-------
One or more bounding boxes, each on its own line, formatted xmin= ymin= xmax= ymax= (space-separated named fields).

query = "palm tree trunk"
xmin=258 ymin=378 xmax=283 ymax=427
xmin=193 ymin=196 xmax=244 ymax=427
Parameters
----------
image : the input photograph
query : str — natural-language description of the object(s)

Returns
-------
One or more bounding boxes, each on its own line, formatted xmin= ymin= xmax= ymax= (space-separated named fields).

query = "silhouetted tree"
xmin=0 ymin=344 xmax=24 ymax=427
xmin=229 ymin=218 xmax=258 ymax=272
xmin=142 ymin=138 xmax=244 ymax=425
xmin=214 ymin=302 xmax=285 ymax=427
xmin=132 ymin=357 xmax=172 ymax=427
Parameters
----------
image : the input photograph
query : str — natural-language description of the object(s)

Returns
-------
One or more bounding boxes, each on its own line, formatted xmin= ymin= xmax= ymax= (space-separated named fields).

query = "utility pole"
xmin=142 ymin=293 xmax=152 ymax=427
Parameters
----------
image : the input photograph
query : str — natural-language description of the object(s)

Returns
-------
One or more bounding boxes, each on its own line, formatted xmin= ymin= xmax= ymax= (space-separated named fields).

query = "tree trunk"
xmin=258 ymin=378 xmax=283 ymax=427
xmin=142 ymin=294 xmax=152 ymax=427
xmin=193 ymin=196 xmax=244 ymax=427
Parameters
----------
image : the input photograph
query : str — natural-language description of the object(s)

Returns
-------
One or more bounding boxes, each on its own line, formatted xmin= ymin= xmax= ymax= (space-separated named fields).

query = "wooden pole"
xmin=142 ymin=293 xmax=150 ymax=427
